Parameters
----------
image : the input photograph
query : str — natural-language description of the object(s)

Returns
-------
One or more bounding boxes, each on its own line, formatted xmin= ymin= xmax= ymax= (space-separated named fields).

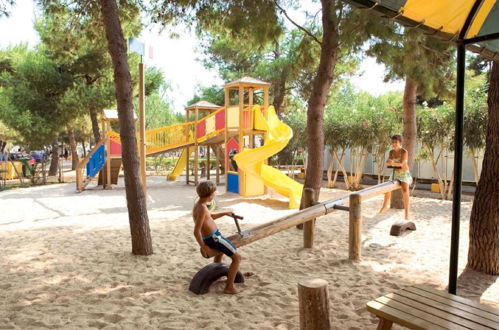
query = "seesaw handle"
xmin=232 ymin=215 xmax=243 ymax=235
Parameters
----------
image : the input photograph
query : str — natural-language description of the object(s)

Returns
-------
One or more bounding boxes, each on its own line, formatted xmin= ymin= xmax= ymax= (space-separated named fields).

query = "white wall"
xmin=323 ymin=145 xmax=482 ymax=183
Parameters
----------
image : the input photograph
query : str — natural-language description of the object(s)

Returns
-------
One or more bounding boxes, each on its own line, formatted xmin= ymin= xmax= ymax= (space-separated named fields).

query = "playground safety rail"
xmin=76 ymin=136 xmax=109 ymax=192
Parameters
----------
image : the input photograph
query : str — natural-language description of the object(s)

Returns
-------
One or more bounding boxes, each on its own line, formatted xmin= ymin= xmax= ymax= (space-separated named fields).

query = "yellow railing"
xmin=106 ymin=104 xmax=261 ymax=155
xmin=145 ymin=121 xmax=195 ymax=155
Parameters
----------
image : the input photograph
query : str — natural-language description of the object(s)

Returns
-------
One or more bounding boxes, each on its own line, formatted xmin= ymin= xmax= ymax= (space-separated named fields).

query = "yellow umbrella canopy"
xmin=345 ymin=0 xmax=499 ymax=60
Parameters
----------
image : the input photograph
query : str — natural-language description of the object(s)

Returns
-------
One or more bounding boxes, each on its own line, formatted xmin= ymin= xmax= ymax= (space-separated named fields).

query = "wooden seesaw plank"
xmin=227 ymin=181 xmax=402 ymax=248
xmin=201 ymin=181 xmax=401 ymax=258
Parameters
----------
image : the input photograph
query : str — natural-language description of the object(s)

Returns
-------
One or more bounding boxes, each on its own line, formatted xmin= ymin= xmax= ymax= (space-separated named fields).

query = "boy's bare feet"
xmin=224 ymin=286 xmax=240 ymax=294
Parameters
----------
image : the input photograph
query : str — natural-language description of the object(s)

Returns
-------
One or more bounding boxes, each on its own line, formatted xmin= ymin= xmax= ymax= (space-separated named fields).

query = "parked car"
xmin=30 ymin=151 xmax=46 ymax=163
xmin=9 ymin=152 xmax=30 ymax=161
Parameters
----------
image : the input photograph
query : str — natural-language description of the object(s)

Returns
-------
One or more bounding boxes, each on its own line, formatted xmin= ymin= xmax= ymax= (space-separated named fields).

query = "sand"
xmin=0 ymin=176 xmax=497 ymax=329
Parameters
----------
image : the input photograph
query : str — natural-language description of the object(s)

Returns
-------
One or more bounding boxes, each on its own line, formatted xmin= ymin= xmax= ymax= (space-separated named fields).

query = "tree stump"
xmin=390 ymin=188 xmax=404 ymax=209
xmin=298 ymin=278 xmax=331 ymax=330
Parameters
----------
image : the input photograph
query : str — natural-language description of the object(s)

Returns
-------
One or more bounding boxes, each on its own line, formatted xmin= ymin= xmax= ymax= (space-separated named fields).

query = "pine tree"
xmin=466 ymin=61 xmax=499 ymax=275
xmin=368 ymin=28 xmax=454 ymax=169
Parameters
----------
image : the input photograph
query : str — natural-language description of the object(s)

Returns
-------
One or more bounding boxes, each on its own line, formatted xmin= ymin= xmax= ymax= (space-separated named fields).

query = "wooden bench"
xmin=367 ymin=284 xmax=499 ymax=329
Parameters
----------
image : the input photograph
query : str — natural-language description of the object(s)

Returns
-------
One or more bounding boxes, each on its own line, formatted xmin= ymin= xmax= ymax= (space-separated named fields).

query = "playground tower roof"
xmin=102 ymin=109 xmax=138 ymax=122
xmin=185 ymin=100 xmax=221 ymax=111
xmin=225 ymin=76 xmax=270 ymax=90
xmin=345 ymin=0 xmax=499 ymax=60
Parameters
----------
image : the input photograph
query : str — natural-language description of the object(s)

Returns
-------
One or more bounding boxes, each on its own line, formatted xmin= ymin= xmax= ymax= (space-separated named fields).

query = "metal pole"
xmin=448 ymin=44 xmax=465 ymax=295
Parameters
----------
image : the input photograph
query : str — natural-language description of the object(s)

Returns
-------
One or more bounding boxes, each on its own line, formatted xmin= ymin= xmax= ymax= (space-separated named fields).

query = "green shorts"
xmin=393 ymin=171 xmax=413 ymax=185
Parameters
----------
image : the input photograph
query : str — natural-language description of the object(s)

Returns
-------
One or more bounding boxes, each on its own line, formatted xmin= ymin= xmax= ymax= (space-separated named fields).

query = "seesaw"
xmin=189 ymin=180 xmax=414 ymax=295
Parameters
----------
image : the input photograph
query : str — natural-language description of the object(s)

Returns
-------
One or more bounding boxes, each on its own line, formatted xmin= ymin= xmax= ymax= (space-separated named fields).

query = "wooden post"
xmin=298 ymin=278 xmax=331 ymax=330
xmin=263 ymin=86 xmax=269 ymax=110
xmin=249 ymin=88 xmax=254 ymax=130
xmin=224 ymin=88 xmax=229 ymax=192
xmin=105 ymin=122 xmax=111 ymax=189
xmin=186 ymin=147 xmax=190 ymax=185
xmin=215 ymin=146 xmax=220 ymax=185
xmin=139 ymin=62 xmax=147 ymax=195
xmin=186 ymin=108 xmax=190 ymax=185
xmin=206 ymin=145 xmax=210 ymax=180
xmin=302 ymin=188 xmax=316 ymax=248
xmin=249 ymin=89 xmax=255 ymax=150
xmin=349 ymin=193 xmax=362 ymax=260
xmin=263 ymin=86 xmax=269 ymax=195
xmin=194 ymin=106 xmax=199 ymax=185
xmin=238 ymin=86 xmax=244 ymax=194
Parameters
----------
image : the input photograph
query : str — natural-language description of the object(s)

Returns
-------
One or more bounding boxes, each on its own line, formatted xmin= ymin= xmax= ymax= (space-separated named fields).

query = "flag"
xmin=128 ymin=38 xmax=145 ymax=56
xmin=148 ymin=45 xmax=154 ymax=60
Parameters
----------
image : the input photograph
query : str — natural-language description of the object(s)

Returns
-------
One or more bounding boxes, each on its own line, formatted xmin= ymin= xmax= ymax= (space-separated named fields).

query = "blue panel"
xmin=86 ymin=145 xmax=106 ymax=178
xmin=227 ymin=173 xmax=239 ymax=194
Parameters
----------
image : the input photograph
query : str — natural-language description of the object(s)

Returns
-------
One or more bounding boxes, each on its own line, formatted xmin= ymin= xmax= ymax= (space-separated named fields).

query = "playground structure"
xmin=76 ymin=76 xmax=303 ymax=209
xmin=189 ymin=180 xmax=410 ymax=294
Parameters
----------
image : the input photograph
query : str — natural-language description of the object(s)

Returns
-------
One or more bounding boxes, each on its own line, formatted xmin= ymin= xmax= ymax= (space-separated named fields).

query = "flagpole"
xmin=139 ymin=56 xmax=147 ymax=196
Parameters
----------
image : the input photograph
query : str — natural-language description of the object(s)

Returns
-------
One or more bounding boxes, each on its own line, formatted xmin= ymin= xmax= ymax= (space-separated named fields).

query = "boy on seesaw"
xmin=193 ymin=180 xmax=242 ymax=294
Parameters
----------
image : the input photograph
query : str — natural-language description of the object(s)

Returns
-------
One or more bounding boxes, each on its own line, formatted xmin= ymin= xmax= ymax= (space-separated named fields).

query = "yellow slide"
xmin=234 ymin=106 xmax=303 ymax=208
xmin=167 ymin=148 xmax=189 ymax=181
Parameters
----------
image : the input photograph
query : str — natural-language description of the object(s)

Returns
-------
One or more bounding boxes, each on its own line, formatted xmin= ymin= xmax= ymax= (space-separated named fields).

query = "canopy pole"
xmin=448 ymin=43 xmax=465 ymax=295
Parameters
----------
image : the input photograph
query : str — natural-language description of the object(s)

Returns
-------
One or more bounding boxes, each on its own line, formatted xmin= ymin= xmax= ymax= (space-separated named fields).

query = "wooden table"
xmin=367 ymin=284 xmax=499 ymax=329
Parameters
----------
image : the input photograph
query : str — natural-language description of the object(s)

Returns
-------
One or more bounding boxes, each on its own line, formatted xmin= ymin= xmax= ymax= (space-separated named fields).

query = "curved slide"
xmin=167 ymin=148 xmax=189 ymax=181
xmin=234 ymin=106 xmax=303 ymax=209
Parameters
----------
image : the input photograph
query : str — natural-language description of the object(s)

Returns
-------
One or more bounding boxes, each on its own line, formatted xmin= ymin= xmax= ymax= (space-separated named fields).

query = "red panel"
xmin=243 ymin=111 xmax=251 ymax=129
xmin=110 ymin=140 xmax=122 ymax=155
xmin=216 ymin=109 xmax=225 ymax=130
xmin=197 ymin=121 xmax=206 ymax=138
xmin=225 ymin=138 xmax=239 ymax=172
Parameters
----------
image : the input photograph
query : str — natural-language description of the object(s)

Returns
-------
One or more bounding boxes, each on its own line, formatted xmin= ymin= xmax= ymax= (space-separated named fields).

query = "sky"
xmin=0 ymin=0 xmax=404 ymax=111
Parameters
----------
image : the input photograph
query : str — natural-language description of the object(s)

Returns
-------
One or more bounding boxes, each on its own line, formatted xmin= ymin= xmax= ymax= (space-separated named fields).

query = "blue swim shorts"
xmin=203 ymin=229 xmax=237 ymax=257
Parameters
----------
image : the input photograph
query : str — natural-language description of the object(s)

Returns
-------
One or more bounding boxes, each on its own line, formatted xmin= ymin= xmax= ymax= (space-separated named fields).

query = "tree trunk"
xmin=326 ymin=149 xmax=335 ymax=188
xmin=68 ymin=129 xmax=79 ymax=170
xmin=469 ymin=148 xmax=480 ymax=185
xmin=333 ymin=149 xmax=350 ymax=189
xmin=429 ymin=151 xmax=446 ymax=200
xmin=467 ymin=61 xmax=499 ymax=275
xmin=272 ymin=78 xmax=286 ymax=115
xmin=446 ymin=168 xmax=454 ymax=200
xmin=100 ymin=0 xmax=153 ymax=256
xmin=403 ymin=77 xmax=417 ymax=169
xmin=302 ymin=0 xmax=338 ymax=201
xmin=49 ymin=139 xmax=59 ymax=176
xmin=82 ymin=138 xmax=87 ymax=158
xmin=90 ymin=108 xmax=101 ymax=143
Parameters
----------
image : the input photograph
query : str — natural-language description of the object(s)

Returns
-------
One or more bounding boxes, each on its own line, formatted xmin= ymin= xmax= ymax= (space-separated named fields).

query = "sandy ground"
xmin=0 ymin=176 xmax=497 ymax=330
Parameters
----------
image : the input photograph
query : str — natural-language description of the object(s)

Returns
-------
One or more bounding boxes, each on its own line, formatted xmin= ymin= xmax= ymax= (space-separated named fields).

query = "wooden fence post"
xmin=298 ymin=278 xmax=331 ymax=330
xmin=349 ymin=193 xmax=362 ymax=260
xmin=302 ymin=188 xmax=316 ymax=248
